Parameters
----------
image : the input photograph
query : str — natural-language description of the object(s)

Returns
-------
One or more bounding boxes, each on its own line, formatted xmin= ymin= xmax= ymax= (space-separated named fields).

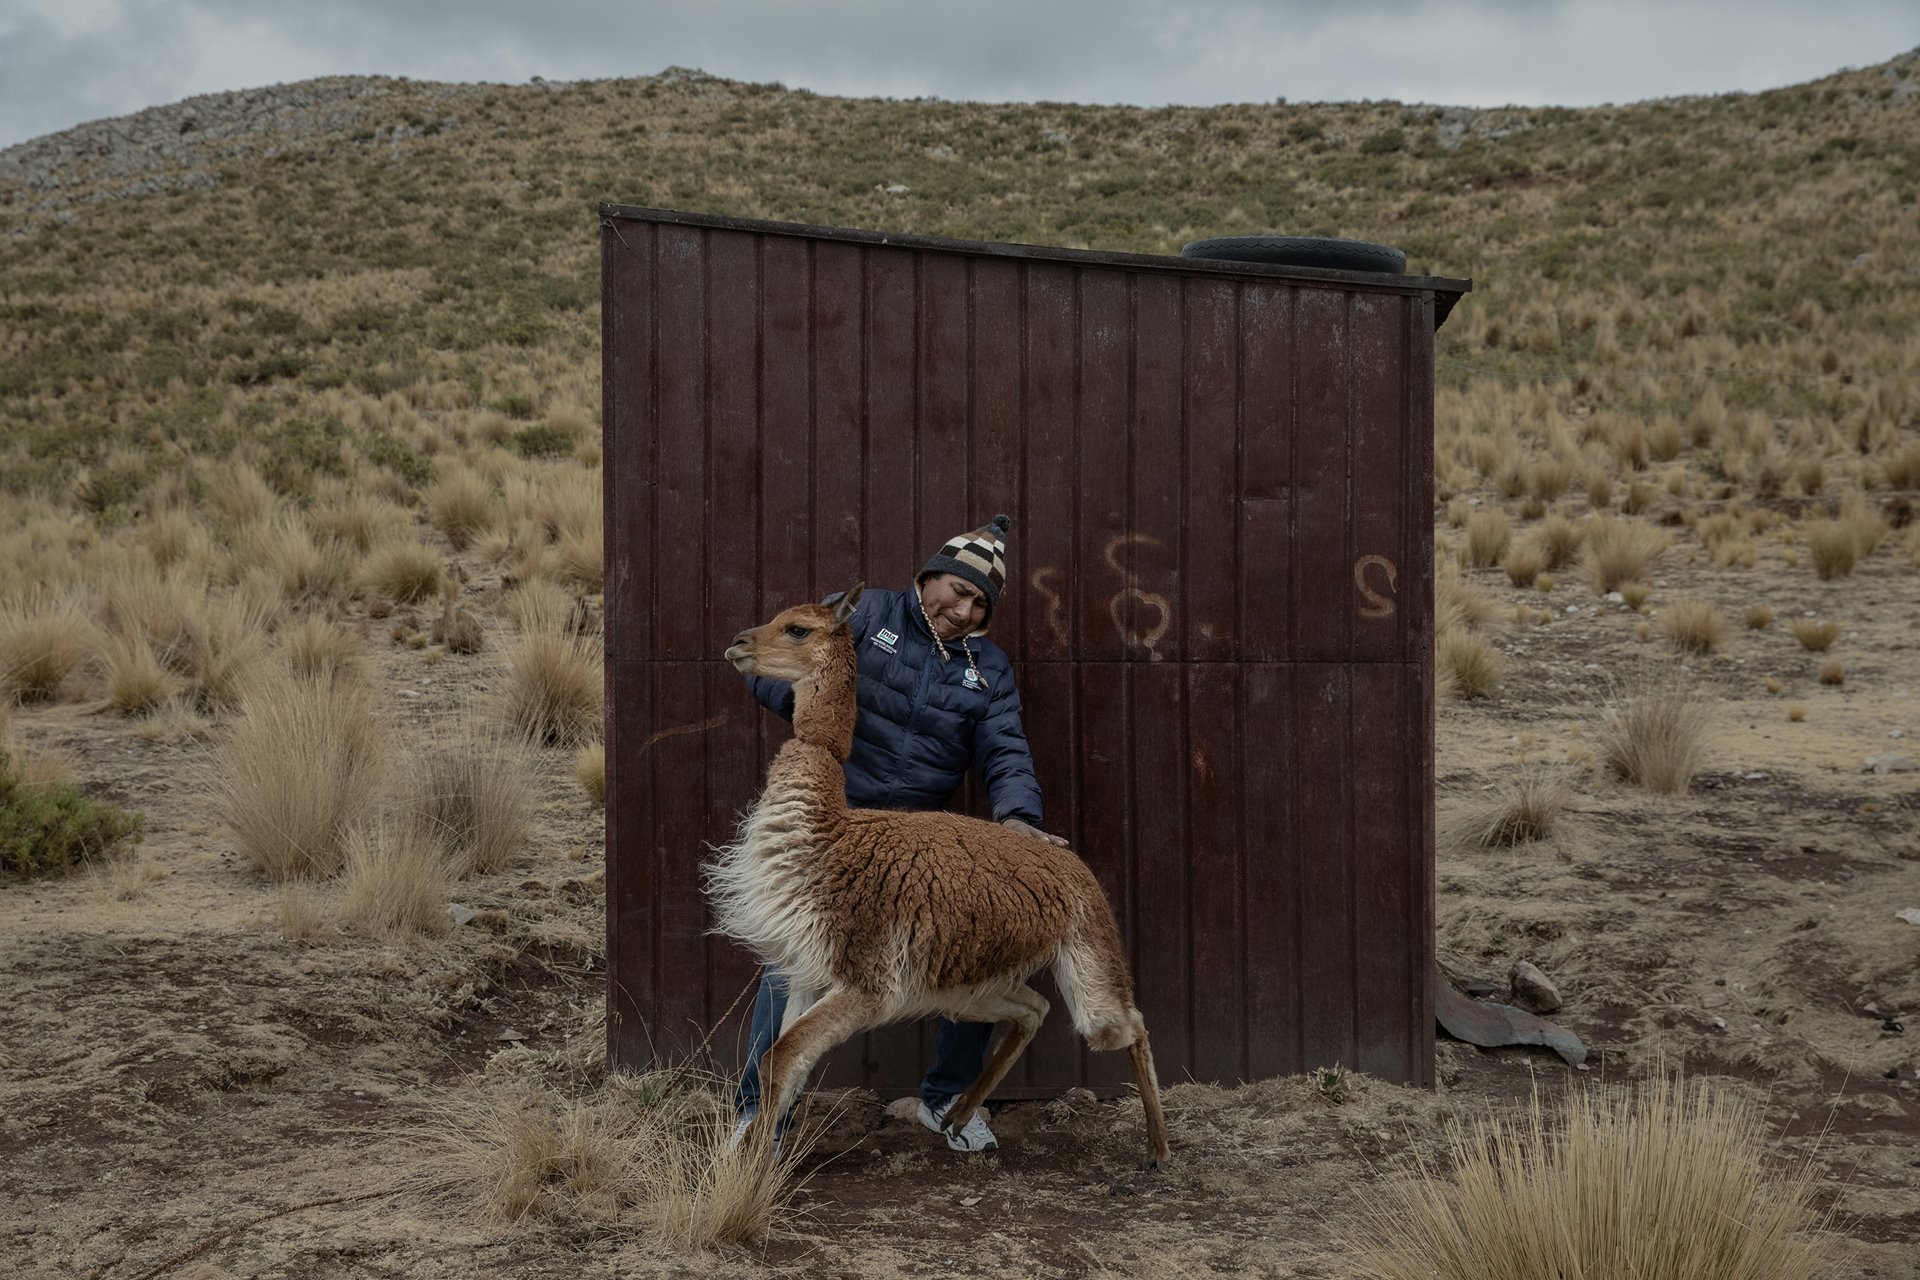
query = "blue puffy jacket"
xmin=745 ymin=587 xmax=1044 ymax=825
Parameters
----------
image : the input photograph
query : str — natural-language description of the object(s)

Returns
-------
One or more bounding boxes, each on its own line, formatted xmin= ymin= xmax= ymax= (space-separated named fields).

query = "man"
xmin=734 ymin=513 xmax=1068 ymax=1153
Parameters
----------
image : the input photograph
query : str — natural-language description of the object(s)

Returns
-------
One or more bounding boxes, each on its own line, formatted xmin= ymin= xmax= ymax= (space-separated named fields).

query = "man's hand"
xmin=1001 ymin=817 xmax=1069 ymax=847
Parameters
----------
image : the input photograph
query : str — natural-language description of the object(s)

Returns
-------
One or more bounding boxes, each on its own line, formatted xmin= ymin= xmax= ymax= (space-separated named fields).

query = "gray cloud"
xmin=3 ymin=0 xmax=1916 ymax=150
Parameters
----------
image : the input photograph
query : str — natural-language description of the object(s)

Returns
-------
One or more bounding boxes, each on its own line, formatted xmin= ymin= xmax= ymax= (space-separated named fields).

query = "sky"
xmin=1 ymin=0 xmax=1916 ymax=152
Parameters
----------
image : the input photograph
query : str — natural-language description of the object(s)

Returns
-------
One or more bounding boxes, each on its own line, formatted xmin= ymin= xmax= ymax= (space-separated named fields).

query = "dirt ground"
xmin=3 ymin=529 xmax=1918 ymax=1279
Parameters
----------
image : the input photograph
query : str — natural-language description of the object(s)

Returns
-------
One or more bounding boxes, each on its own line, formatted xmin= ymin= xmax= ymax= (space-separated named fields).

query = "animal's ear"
xmin=831 ymin=583 xmax=864 ymax=627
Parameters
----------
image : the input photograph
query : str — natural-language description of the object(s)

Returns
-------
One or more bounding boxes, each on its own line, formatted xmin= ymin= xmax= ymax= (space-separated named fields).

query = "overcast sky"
xmin=2 ymin=1 xmax=1916 ymax=152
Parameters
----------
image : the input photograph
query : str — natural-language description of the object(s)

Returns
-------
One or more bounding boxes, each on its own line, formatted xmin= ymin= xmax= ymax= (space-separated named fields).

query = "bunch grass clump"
xmin=407 ymin=1071 xmax=809 ymax=1247
xmin=215 ymin=667 xmax=384 ymax=879
xmin=1656 ymin=598 xmax=1729 ymax=654
xmin=0 ymin=596 xmax=98 ymax=703
xmin=359 ymin=541 xmax=445 ymax=604
xmin=1789 ymin=617 xmax=1839 ymax=651
xmin=339 ymin=816 xmax=451 ymax=937
xmin=575 ymin=741 xmax=606 ymax=805
xmin=1582 ymin=516 xmax=1669 ymax=594
xmin=1442 ymin=766 xmax=1570 ymax=850
xmin=1596 ymin=665 xmax=1711 ymax=794
xmin=502 ymin=631 xmax=603 ymax=746
xmin=405 ymin=717 xmax=535 ymax=877
xmin=1357 ymin=1073 xmax=1832 ymax=1280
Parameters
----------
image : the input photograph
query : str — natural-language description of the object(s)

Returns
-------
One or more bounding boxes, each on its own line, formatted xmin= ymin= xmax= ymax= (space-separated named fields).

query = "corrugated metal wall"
xmin=602 ymin=206 xmax=1467 ymax=1093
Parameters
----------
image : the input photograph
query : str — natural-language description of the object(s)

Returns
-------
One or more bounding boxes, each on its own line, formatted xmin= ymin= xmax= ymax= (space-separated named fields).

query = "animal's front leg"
xmin=756 ymin=986 xmax=889 ymax=1135
xmin=778 ymin=987 xmax=819 ymax=1037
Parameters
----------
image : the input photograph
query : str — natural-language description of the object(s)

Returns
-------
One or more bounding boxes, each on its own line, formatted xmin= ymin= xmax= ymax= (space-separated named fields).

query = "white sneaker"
xmin=917 ymin=1098 xmax=998 ymax=1153
xmin=731 ymin=1113 xmax=783 ymax=1160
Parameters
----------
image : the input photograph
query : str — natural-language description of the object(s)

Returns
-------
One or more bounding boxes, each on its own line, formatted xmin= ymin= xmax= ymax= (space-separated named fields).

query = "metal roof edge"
xmin=598 ymin=203 xmax=1472 ymax=323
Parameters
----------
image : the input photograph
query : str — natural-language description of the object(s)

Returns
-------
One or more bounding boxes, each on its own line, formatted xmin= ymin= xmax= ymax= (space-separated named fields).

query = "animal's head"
xmin=724 ymin=583 xmax=864 ymax=680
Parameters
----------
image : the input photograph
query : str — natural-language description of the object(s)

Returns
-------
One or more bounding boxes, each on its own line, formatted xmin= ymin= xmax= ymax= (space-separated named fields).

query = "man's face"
xmin=919 ymin=573 xmax=987 ymax=642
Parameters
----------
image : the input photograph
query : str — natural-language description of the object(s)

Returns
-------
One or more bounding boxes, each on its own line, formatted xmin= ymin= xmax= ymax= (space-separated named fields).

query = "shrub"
xmin=0 ymin=747 xmax=144 ymax=877
xmin=215 ymin=669 xmax=384 ymax=879
xmin=1597 ymin=666 xmax=1711 ymax=794
xmin=1356 ymin=1073 xmax=1833 ymax=1280
xmin=1743 ymin=603 xmax=1773 ymax=629
xmin=1536 ymin=513 xmax=1585 ymax=569
xmin=1657 ymin=598 xmax=1729 ymax=654
xmin=1818 ymin=658 xmax=1845 ymax=686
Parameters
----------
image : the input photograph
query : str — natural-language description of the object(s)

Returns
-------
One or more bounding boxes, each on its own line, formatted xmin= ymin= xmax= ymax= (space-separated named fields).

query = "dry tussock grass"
xmin=359 ymin=540 xmax=445 ymax=603
xmin=282 ymin=615 xmax=365 ymax=685
xmin=406 ymin=1073 xmax=808 ymax=1248
xmin=426 ymin=468 xmax=496 ymax=550
xmin=1818 ymin=658 xmax=1846 ymax=686
xmin=1437 ymin=627 xmax=1501 ymax=701
xmin=1356 ymin=1073 xmax=1832 ymax=1280
xmin=575 ymin=742 xmax=606 ymax=804
xmin=309 ymin=491 xmax=414 ymax=554
xmin=1435 ymin=562 xmax=1499 ymax=635
xmin=1743 ymin=603 xmax=1773 ymax=629
xmin=405 ymin=717 xmax=535 ymax=877
xmin=1582 ymin=517 xmax=1669 ymax=593
xmin=216 ymin=667 xmax=384 ymax=879
xmin=503 ymin=631 xmax=604 ymax=745
xmin=1442 ymin=767 xmax=1570 ymax=850
xmin=1501 ymin=539 xmax=1545 ymax=588
xmin=1806 ymin=519 xmax=1857 ymax=579
xmin=1465 ymin=510 xmax=1511 ymax=567
xmin=1789 ymin=617 xmax=1839 ymax=651
xmin=0 ymin=595 xmax=98 ymax=703
xmin=339 ymin=816 xmax=451 ymax=937
xmin=277 ymin=883 xmax=327 ymax=942
xmin=1597 ymin=666 xmax=1711 ymax=794
xmin=101 ymin=633 xmax=180 ymax=714
xmin=1656 ymin=598 xmax=1729 ymax=654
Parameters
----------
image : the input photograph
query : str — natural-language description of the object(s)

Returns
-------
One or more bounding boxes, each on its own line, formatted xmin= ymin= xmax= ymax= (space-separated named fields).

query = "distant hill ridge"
xmin=5 ymin=50 xmax=1915 ymax=240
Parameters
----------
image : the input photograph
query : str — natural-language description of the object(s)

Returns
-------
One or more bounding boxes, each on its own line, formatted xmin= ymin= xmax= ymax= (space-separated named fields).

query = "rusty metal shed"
xmin=600 ymin=204 xmax=1470 ymax=1094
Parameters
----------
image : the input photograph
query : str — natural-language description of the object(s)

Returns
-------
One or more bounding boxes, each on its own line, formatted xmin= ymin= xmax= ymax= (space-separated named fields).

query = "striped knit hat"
xmin=917 ymin=514 xmax=1010 ymax=623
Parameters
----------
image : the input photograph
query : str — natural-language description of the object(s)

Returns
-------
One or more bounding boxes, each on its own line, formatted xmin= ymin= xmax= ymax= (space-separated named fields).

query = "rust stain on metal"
xmin=599 ymin=204 xmax=1468 ymax=1094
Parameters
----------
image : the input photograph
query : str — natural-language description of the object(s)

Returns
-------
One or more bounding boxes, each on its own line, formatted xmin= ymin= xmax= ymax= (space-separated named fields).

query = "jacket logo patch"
xmin=963 ymin=668 xmax=982 ymax=689
xmin=872 ymin=627 xmax=899 ymax=654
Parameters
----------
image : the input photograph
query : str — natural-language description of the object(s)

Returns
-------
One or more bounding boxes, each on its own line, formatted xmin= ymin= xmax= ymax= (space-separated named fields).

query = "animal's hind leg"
xmin=747 ymin=987 xmax=886 ymax=1151
xmin=1124 ymin=1014 xmax=1171 ymax=1170
xmin=939 ymin=983 xmax=1049 ymax=1134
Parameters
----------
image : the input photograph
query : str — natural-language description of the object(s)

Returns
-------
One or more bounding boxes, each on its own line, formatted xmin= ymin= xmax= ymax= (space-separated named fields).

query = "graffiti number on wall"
xmin=1354 ymin=554 xmax=1399 ymax=620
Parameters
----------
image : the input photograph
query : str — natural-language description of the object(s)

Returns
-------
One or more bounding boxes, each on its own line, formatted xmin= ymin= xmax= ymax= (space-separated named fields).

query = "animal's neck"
xmin=791 ymin=637 xmax=857 ymax=760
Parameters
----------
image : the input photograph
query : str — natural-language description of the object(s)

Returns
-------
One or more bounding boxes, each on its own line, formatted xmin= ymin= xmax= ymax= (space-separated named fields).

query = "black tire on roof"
xmin=1181 ymin=235 xmax=1407 ymax=274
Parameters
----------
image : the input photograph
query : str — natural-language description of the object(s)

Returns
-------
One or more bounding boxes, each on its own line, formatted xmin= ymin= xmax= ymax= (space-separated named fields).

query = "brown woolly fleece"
xmin=710 ymin=585 xmax=1170 ymax=1170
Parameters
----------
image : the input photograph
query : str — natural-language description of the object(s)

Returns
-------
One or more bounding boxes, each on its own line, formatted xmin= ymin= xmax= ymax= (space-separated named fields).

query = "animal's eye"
xmin=784 ymin=624 xmax=811 ymax=640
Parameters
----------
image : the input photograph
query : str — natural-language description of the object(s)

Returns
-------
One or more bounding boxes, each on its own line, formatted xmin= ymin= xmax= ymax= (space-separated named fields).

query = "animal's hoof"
xmin=1143 ymin=1155 xmax=1169 ymax=1172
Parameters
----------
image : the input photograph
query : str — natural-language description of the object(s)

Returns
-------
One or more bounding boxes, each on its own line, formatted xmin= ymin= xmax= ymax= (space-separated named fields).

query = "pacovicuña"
xmin=707 ymin=583 xmax=1171 ymax=1168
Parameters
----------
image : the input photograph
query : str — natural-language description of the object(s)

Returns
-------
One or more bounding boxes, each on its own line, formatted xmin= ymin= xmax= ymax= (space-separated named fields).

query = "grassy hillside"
xmin=2 ymin=55 xmax=1917 ymax=514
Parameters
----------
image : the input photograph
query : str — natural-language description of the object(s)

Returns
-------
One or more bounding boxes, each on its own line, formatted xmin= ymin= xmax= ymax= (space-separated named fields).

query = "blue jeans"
xmin=733 ymin=970 xmax=993 ymax=1127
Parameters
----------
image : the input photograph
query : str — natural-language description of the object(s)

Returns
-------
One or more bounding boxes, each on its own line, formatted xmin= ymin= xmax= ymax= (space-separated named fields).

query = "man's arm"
xmin=971 ymin=668 xmax=1058 ymax=841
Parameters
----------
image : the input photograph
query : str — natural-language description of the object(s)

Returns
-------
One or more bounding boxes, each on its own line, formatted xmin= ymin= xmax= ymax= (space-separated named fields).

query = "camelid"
xmin=708 ymin=584 xmax=1171 ymax=1169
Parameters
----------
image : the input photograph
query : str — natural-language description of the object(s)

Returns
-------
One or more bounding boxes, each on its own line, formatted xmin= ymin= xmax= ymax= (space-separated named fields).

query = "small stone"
xmin=959 ymin=1195 xmax=981 ymax=1207
xmin=1703 ymin=992 xmax=1729 ymax=1008
xmin=497 ymin=1029 xmax=526 ymax=1042
xmin=446 ymin=903 xmax=477 ymax=926
xmin=1863 ymin=754 xmax=1914 ymax=774
xmin=884 ymin=1096 xmax=921 ymax=1121
xmin=1897 ymin=908 xmax=1920 ymax=927
xmin=1509 ymin=961 xmax=1562 ymax=1015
